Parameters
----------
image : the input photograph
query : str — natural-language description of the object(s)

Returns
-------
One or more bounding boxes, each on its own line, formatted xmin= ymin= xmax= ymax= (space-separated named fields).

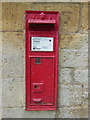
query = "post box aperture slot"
xmin=29 ymin=23 xmax=55 ymax=31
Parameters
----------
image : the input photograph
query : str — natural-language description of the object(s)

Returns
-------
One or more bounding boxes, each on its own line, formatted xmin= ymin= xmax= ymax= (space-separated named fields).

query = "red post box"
xmin=25 ymin=11 xmax=59 ymax=111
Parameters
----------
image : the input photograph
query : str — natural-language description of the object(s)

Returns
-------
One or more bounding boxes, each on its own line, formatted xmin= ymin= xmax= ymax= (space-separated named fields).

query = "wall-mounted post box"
xmin=25 ymin=11 xmax=59 ymax=111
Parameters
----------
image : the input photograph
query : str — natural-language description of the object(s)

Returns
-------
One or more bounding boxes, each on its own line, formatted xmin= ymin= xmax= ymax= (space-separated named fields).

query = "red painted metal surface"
xmin=25 ymin=11 xmax=59 ymax=111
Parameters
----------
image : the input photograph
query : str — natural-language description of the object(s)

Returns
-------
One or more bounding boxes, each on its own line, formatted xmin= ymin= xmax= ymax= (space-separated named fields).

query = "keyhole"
xmin=34 ymin=85 xmax=40 ymax=89
xmin=35 ymin=85 xmax=37 ymax=88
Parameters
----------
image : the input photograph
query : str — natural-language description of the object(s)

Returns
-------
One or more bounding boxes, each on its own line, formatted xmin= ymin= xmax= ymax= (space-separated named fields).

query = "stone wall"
xmin=1 ymin=2 xmax=88 ymax=118
xmin=0 ymin=2 xmax=2 ymax=119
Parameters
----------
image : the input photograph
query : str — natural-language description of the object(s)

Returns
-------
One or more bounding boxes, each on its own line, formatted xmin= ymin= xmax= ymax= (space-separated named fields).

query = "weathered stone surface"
xmin=2 ymin=47 xmax=25 ymax=78
xmin=0 ymin=2 xmax=2 ymax=31
xmin=2 ymin=2 xmax=32 ymax=32
xmin=2 ymin=62 xmax=25 ymax=78
xmin=2 ymin=2 xmax=80 ymax=33
xmin=1 ymin=0 xmax=89 ymax=2
xmin=0 ymin=32 xmax=2 ymax=47
xmin=2 ymin=32 xmax=24 ymax=47
xmin=2 ymin=107 xmax=55 ymax=118
xmin=59 ymin=68 xmax=72 ymax=84
xmin=74 ymin=68 xmax=88 ymax=85
xmin=80 ymin=5 xmax=88 ymax=33
xmin=0 ymin=32 xmax=2 ymax=68
xmin=59 ymin=106 xmax=88 ymax=118
xmin=2 ymin=79 xmax=25 ymax=108
xmin=2 ymin=32 xmax=25 ymax=78
xmin=0 ymin=87 xmax=2 ymax=109
xmin=0 ymin=75 xmax=2 ymax=109
xmin=58 ymin=85 xmax=83 ymax=107
xmin=0 ymin=109 xmax=2 ymax=120
xmin=0 ymin=67 xmax=2 ymax=80
xmin=60 ymin=33 xmax=88 ymax=50
xmin=0 ymin=66 xmax=2 ymax=109
xmin=0 ymin=79 xmax=2 ymax=98
xmin=59 ymin=68 xmax=88 ymax=108
xmin=59 ymin=68 xmax=88 ymax=86
xmin=59 ymin=49 xmax=88 ymax=67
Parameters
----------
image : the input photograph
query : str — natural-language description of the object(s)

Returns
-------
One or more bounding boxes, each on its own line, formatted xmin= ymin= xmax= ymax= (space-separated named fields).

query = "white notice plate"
xmin=31 ymin=37 xmax=53 ymax=51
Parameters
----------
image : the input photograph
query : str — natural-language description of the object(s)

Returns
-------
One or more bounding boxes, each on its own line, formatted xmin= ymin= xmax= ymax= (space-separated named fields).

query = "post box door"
xmin=30 ymin=57 xmax=54 ymax=105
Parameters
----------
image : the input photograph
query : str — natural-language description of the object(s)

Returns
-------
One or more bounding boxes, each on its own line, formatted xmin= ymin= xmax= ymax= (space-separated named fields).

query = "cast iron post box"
xmin=25 ymin=11 xmax=59 ymax=111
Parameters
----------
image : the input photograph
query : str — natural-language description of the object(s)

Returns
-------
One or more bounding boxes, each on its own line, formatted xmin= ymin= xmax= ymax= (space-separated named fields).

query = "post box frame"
xmin=25 ymin=11 xmax=60 ymax=111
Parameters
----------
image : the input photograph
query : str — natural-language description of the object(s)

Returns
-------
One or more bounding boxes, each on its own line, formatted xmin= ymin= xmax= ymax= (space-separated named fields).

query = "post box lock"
xmin=25 ymin=11 xmax=59 ymax=111
xmin=33 ymin=83 xmax=44 ymax=93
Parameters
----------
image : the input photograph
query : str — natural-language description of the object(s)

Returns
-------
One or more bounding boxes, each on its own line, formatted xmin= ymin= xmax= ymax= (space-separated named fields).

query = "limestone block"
xmin=0 ymin=32 xmax=2 ymax=68
xmin=0 ymin=67 xmax=2 ymax=80
xmin=59 ymin=49 xmax=88 ymax=67
xmin=2 ymin=32 xmax=24 ymax=47
xmin=74 ymin=68 xmax=88 ymax=85
xmin=2 ymin=63 xmax=25 ymax=78
xmin=0 ymin=57 xmax=2 ymax=67
xmin=2 ymin=46 xmax=25 ymax=78
xmin=0 ymin=78 xmax=2 ymax=92
xmin=59 ymin=68 xmax=72 ymax=84
xmin=2 ymin=51 xmax=25 ymax=76
xmin=0 ymin=3 xmax=2 ymax=31
xmin=59 ymin=106 xmax=88 ymax=118
xmin=2 ymin=32 xmax=25 ymax=78
xmin=0 ymin=95 xmax=2 ymax=108
xmin=81 ymin=84 xmax=88 ymax=99
xmin=80 ymin=5 xmax=88 ymax=33
xmin=81 ymin=91 xmax=88 ymax=108
xmin=0 ymin=82 xmax=2 ymax=108
xmin=2 ymin=78 xmax=25 ymax=108
xmin=2 ymin=107 xmax=55 ymax=118
xmin=58 ymin=85 xmax=82 ymax=107
xmin=0 ymin=109 xmax=2 ymax=120
xmin=2 ymin=2 xmax=32 ymax=31
xmin=60 ymin=33 xmax=88 ymax=50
